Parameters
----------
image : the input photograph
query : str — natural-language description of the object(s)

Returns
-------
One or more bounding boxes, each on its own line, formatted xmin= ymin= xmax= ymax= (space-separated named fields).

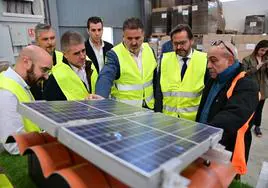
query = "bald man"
xmin=196 ymin=41 xmax=259 ymax=175
xmin=0 ymin=45 xmax=52 ymax=154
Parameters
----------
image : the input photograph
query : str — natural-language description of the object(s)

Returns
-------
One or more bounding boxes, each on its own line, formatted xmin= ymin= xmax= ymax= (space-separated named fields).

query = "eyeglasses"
xmin=211 ymin=40 xmax=234 ymax=57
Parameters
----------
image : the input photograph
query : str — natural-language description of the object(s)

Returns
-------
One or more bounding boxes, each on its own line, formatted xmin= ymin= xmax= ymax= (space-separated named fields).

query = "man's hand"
xmin=85 ymin=94 xmax=104 ymax=100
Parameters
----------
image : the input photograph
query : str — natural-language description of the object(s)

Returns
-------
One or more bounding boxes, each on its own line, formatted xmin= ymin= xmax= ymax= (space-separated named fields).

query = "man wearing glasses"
xmin=0 ymin=45 xmax=53 ymax=154
xmin=196 ymin=41 xmax=259 ymax=176
xmin=155 ymin=24 xmax=208 ymax=121
xmin=43 ymin=31 xmax=100 ymax=101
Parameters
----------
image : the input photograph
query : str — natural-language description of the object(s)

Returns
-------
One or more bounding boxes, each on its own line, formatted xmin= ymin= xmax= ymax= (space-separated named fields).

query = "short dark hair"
xmin=170 ymin=24 xmax=193 ymax=40
xmin=123 ymin=17 xmax=144 ymax=31
xmin=87 ymin=16 xmax=103 ymax=29
xmin=253 ymin=40 xmax=268 ymax=56
xmin=35 ymin=23 xmax=53 ymax=40
xmin=61 ymin=31 xmax=84 ymax=52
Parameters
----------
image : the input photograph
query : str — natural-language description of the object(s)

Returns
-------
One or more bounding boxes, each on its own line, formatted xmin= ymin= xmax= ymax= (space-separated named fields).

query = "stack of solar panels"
xmin=18 ymin=99 xmax=223 ymax=188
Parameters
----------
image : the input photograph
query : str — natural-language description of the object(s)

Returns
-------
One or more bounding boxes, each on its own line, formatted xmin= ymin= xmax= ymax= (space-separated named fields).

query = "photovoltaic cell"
xmin=81 ymin=99 xmax=148 ymax=116
xmin=64 ymin=113 xmax=220 ymax=173
xmin=23 ymin=99 xmax=147 ymax=124
xmin=23 ymin=101 xmax=114 ymax=123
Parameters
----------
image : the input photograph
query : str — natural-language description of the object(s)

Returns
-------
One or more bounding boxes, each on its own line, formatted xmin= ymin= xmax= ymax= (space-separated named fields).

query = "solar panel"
xmin=81 ymin=99 xmax=149 ymax=116
xmin=18 ymin=99 xmax=150 ymax=136
xmin=58 ymin=113 xmax=223 ymax=188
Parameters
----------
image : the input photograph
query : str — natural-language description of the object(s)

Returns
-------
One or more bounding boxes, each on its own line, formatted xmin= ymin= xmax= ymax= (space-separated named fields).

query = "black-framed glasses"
xmin=211 ymin=40 xmax=234 ymax=57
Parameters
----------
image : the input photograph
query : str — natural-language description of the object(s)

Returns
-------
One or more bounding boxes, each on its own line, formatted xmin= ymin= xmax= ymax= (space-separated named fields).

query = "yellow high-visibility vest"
xmin=160 ymin=50 xmax=207 ymax=120
xmin=0 ymin=73 xmax=40 ymax=132
xmin=111 ymin=43 xmax=157 ymax=109
xmin=52 ymin=59 xmax=98 ymax=100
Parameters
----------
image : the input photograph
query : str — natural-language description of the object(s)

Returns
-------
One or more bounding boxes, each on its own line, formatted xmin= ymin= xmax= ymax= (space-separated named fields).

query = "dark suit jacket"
xmin=85 ymin=39 xmax=113 ymax=73
xmin=43 ymin=57 xmax=94 ymax=101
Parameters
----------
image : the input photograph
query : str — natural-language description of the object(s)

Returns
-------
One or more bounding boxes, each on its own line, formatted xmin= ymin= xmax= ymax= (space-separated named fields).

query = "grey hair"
xmin=35 ymin=23 xmax=54 ymax=40
xmin=60 ymin=31 xmax=85 ymax=52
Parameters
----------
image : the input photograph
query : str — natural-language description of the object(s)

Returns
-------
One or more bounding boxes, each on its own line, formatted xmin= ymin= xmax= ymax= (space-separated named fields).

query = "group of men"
xmin=0 ymin=16 xmax=259 ymax=176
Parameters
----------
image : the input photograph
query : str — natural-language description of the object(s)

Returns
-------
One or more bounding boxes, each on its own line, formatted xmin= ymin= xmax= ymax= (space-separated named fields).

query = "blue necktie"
xmin=181 ymin=57 xmax=188 ymax=81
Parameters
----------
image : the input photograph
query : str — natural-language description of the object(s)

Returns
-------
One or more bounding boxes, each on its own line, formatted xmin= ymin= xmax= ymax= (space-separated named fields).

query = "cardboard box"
xmin=152 ymin=8 xmax=172 ymax=34
xmin=171 ymin=5 xmax=192 ymax=29
xmin=232 ymin=35 xmax=268 ymax=61
xmin=244 ymin=15 xmax=265 ymax=34
xmin=191 ymin=0 xmax=225 ymax=34
xmin=161 ymin=0 xmax=176 ymax=7
xmin=202 ymin=33 xmax=233 ymax=52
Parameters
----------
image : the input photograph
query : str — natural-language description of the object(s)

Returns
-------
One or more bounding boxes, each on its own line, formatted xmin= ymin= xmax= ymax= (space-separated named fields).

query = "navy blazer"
xmin=85 ymin=39 xmax=113 ymax=73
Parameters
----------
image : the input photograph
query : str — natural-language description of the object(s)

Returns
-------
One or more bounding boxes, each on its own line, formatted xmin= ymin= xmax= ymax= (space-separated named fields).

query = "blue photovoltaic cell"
xmin=65 ymin=113 xmax=218 ymax=173
xmin=24 ymin=101 xmax=114 ymax=123
xmin=81 ymin=99 xmax=148 ymax=116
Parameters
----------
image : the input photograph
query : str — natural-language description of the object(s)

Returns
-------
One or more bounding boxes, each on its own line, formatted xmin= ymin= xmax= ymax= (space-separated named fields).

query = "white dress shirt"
xmin=0 ymin=67 xmax=32 ymax=155
xmin=130 ymin=47 xmax=143 ymax=77
xmin=70 ymin=63 xmax=89 ymax=91
xmin=89 ymin=39 xmax=105 ymax=71
xmin=177 ymin=48 xmax=193 ymax=69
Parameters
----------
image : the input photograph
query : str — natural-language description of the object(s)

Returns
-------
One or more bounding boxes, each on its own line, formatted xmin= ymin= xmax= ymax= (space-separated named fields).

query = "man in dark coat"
xmin=85 ymin=16 xmax=113 ymax=73
xmin=196 ymin=41 xmax=259 ymax=175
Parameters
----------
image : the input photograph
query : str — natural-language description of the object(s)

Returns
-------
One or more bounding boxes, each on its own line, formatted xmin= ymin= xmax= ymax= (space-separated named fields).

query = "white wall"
xmin=222 ymin=0 xmax=268 ymax=33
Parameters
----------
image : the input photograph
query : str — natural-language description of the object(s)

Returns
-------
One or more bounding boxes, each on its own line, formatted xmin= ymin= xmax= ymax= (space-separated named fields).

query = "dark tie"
xmin=181 ymin=57 xmax=188 ymax=81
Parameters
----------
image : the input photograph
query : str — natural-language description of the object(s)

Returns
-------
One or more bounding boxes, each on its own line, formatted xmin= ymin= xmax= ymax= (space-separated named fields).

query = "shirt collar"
xmin=177 ymin=48 xmax=193 ymax=60
xmin=129 ymin=44 xmax=143 ymax=58
xmin=70 ymin=63 xmax=86 ymax=72
xmin=4 ymin=67 xmax=30 ymax=90
xmin=89 ymin=38 xmax=104 ymax=49
xmin=217 ymin=60 xmax=240 ymax=83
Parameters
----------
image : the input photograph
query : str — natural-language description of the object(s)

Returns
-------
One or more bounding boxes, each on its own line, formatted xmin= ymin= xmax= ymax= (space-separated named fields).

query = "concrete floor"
xmin=242 ymin=101 xmax=268 ymax=187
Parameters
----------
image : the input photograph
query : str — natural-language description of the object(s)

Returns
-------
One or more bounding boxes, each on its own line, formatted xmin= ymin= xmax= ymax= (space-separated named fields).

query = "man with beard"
xmin=43 ymin=31 xmax=100 ymax=101
xmin=155 ymin=24 xmax=208 ymax=121
xmin=30 ymin=23 xmax=63 ymax=100
xmin=85 ymin=16 xmax=113 ymax=73
xmin=196 ymin=41 xmax=259 ymax=175
xmin=96 ymin=17 xmax=157 ymax=109
xmin=0 ymin=45 xmax=52 ymax=154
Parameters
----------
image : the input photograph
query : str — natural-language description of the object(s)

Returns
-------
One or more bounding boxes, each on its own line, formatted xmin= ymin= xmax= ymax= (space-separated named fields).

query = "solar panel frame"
xmin=58 ymin=113 xmax=223 ymax=188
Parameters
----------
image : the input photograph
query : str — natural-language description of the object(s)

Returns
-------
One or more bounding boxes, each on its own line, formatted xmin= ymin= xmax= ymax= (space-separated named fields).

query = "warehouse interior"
xmin=0 ymin=0 xmax=268 ymax=187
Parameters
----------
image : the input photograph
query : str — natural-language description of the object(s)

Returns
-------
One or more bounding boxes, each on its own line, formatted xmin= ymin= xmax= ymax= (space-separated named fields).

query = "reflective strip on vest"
xmin=162 ymin=91 xmax=202 ymax=98
xmin=160 ymin=50 xmax=207 ymax=120
xmin=115 ymin=80 xmax=153 ymax=91
xmin=163 ymin=105 xmax=199 ymax=114
xmin=112 ymin=93 xmax=154 ymax=107
xmin=111 ymin=42 xmax=157 ymax=108
xmin=0 ymin=73 xmax=40 ymax=132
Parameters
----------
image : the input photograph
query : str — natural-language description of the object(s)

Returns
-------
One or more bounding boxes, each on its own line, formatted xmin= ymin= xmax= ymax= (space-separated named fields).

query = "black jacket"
xmin=196 ymin=65 xmax=259 ymax=161
xmin=85 ymin=39 xmax=113 ymax=73
xmin=30 ymin=51 xmax=58 ymax=100
xmin=43 ymin=57 xmax=94 ymax=101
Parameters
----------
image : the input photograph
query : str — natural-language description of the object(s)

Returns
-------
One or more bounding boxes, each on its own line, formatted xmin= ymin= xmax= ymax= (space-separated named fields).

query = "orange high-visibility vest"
xmin=227 ymin=71 xmax=259 ymax=175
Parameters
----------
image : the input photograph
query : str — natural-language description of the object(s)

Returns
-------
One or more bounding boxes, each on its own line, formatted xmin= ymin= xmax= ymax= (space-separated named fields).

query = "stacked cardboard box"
xmin=152 ymin=8 xmax=171 ymax=34
xmin=202 ymin=34 xmax=233 ymax=52
xmin=244 ymin=15 xmax=266 ymax=34
xmin=161 ymin=0 xmax=189 ymax=7
xmin=193 ymin=35 xmax=204 ymax=51
xmin=232 ymin=35 xmax=268 ymax=61
xmin=191 ymin=0 xmax=225 ymax=34
xmin=171 ymin=5 xmax=192 ymax=29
